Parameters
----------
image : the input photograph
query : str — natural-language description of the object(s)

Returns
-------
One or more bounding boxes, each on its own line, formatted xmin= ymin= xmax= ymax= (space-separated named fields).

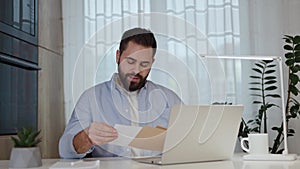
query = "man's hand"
xmin=73 ymin=122 xmax=118 ymax=154
xmin=85 ymin=122 xmax=118 ymax=145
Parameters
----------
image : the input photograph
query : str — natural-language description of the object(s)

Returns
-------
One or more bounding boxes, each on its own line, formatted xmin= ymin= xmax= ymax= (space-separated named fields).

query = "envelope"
xmin=129 ymin=126 xmax=167 ymax=151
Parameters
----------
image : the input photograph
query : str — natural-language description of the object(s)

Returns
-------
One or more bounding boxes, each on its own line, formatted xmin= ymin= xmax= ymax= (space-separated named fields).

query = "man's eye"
xmin=140 ymin=62 xmax=150 ymax=68
xmin=127 ymin=58 xmax=135 ymax=64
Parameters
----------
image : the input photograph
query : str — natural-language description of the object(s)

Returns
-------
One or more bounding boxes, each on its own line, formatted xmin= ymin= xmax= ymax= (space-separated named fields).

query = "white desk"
xmin=0 ymin=155 xmax=299 ymax=169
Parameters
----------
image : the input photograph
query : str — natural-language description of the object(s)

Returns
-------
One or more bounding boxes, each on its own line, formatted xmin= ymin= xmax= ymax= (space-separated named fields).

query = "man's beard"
xmin=118 ymin=70 xmax=148 ymax=92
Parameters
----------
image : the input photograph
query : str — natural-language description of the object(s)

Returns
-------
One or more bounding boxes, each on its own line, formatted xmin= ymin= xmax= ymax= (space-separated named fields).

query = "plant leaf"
xmin=290 ymin=85 xmax=299 ymax=96
xmin=290 ymin=74 xmax=299 ymax=85
xmin=264 ymin=76 xmax=276 ymax=80
xmin=295 ymin=44 xmax=300 ymax=50
xmin=251 ymin=94 xmax=262 ymax=97
xmin=249 ymin=82 xmax=261 ymax=85
xmin=265 ymin=86 xmax=277 ymax=90
xmin=255 ymin=63 xmax=264 ymax=69
xmin=294 ymin=35 xmax=300 ymax=43
xmin=265 ymin=70 xmax=276 ymax=74
xmin=286 ymin=59 xmax=295 ymax=66
xmin=249 ymin=88 xmax=261 ymax=91
xmin=291 ymin=66 xmax=300 ymax=73
xmin=247 ymin=119 xmax=254 ymax=123
xmin=252 ymin=68 xmax=262 ymax=74
xmin=291 ymin=65 xmax=300 ymax=72
xmin=253 ymin=101 xmax=262 ymax=104
xmin=272 ymin=126 xmax=281 ymax=131
xmin=266 ymin=103 xmax=277 ymax=108
xmin=30 ymin=139 xmax=41 ymax=147
xmin=11 ymin=136 xmax=21 ymax=147
xmin=288 ymin=129 xmax=296 ymax=133
xmin=12 ymin=127 xmax=41 ymax=147
xmin=284 ymin=38 xmax=292 ymax=43
xmin=290 ymin=105 xmax=299 ymax=115
xmin=284 ymin=35 xmax=294 ymax=39
xmin=250 ymin=76 xmax=261 ymax=79
xmin=264 ymin=80 xmax=277 ymax=84
xmin=17 ymin=129 xmax=26 ymax=146
xmin=284 ymin=44 xmax=293 ymax=50
xmin=265 ymin=94 xmax=281 ymax=98
xmin=295 ymin=57 xmax=300 ymax=63
xmin=294 ymin=51 xmax=300 ymax=57
xmin=285 ymin=52 xmax=294 ymax=58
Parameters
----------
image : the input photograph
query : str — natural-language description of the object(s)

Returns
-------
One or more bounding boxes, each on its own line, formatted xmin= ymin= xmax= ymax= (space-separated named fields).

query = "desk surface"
xmin=0 ymin=155 xmax=299 ymax=169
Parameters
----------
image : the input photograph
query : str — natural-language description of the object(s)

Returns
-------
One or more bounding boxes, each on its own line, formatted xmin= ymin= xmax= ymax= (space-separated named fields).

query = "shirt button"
xmin=125 ymin=109 xmax=129 ymax=112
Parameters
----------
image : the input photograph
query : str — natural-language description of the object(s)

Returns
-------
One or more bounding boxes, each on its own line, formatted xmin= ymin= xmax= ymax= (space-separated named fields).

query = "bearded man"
xmin=59 ymin=28 xmax=182 ymax=158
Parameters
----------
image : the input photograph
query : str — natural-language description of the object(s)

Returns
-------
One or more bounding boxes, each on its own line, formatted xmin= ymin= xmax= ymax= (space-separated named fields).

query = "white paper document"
xmin=109 ymin=124 xmax=142 ymax=147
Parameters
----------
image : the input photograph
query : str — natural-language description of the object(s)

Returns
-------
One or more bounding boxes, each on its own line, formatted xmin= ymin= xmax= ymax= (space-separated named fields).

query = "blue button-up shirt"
xmin=59 ymin=74 xmax=182 ymax=158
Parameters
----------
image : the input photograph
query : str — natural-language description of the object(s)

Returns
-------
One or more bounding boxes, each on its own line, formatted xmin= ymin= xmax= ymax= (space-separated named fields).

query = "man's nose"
xmin=132 ymin=63 xmax=142 ymax=74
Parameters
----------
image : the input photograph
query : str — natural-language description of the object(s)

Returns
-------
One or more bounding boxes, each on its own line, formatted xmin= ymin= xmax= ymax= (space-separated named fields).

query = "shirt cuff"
xmin=70 ymin=134 xmax=95 ymax=158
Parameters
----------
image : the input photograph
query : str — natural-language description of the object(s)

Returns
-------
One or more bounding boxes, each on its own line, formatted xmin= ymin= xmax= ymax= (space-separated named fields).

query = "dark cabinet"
xmin=0 ymin=0 xmax=39 ymax=135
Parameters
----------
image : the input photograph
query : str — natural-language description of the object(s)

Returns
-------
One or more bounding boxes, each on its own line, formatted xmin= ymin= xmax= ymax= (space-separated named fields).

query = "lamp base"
xmin=243 ymin=154 xmax=297 ymax=161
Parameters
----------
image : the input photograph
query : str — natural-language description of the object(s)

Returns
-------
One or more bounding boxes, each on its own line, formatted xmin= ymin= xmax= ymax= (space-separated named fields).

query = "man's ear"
xmin=116 ymin=50 xmax=121 ymax=64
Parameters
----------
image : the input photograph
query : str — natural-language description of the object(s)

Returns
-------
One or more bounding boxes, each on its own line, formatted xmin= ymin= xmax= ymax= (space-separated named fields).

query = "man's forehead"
xmin=122 ymin=48 xmax=154 ymax=60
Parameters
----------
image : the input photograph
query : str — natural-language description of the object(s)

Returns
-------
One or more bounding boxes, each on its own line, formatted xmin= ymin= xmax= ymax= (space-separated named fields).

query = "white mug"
xmin=240 ymin=133 xmax=269 ymax=154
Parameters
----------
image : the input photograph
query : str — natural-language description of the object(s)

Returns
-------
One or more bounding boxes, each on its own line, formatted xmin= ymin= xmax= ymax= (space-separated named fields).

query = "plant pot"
xmin=9 ymin=147 xmax=42 ymax=168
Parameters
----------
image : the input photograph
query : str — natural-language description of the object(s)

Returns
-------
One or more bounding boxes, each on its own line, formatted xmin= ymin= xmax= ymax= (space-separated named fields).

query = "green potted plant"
xmin=9 ymin=127 xmax=42 ymax=168
xmin=269 ymin=35 xmax=300 ymax=153
xmin=248 ymin=60 xmax=280 ymax=134
xmin=238 ymin=60 xmax=280 ymax=151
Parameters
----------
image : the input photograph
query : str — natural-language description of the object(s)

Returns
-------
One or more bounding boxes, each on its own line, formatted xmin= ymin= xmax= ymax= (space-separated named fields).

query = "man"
xmin=59 ymin=28 xmax=182 ymax=158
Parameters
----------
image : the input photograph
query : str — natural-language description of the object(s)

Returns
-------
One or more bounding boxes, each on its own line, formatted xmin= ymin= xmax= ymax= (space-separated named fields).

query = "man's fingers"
xmin=87 ymin=122 xmax=118 ymax=145
xmin=91 ymin=128 xmax=118 ymax=137
xmin=90 ymin=122 xmax=118 ymax=136
xmin=97 ymin=122 xmax=118 ymax=134
xmin=90 ymin=135 xmax=118 ymax=145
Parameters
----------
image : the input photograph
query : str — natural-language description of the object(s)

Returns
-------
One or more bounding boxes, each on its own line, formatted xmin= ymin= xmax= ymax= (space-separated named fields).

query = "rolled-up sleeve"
xmin=59 ymin=90 xmax=93 ymax=159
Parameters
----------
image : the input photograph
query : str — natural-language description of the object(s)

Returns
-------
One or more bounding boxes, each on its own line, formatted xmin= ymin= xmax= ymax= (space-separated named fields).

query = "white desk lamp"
xmin=201 ymin=55 xmax=297 ymax=161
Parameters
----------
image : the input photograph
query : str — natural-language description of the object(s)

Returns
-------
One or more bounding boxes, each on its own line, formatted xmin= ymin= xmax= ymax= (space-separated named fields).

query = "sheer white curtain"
xmin=62 ymin=0 xmax=240 ymax=121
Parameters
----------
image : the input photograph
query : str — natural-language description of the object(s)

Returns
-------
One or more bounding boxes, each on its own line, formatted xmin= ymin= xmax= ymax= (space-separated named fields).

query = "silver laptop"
xmin=135 ymin=104 xmax=244 ymax=165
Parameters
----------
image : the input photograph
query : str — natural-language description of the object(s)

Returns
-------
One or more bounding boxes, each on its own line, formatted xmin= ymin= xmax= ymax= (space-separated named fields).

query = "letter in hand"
xmin=85 ymin=122 xmax=118 ymax=145
xmin=73 ymin=122 xmax=118 ymax=154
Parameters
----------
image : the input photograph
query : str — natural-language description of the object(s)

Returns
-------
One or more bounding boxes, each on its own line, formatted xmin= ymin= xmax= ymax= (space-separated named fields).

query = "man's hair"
xmin=119 ymin=28 xmax=157 ymax=57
